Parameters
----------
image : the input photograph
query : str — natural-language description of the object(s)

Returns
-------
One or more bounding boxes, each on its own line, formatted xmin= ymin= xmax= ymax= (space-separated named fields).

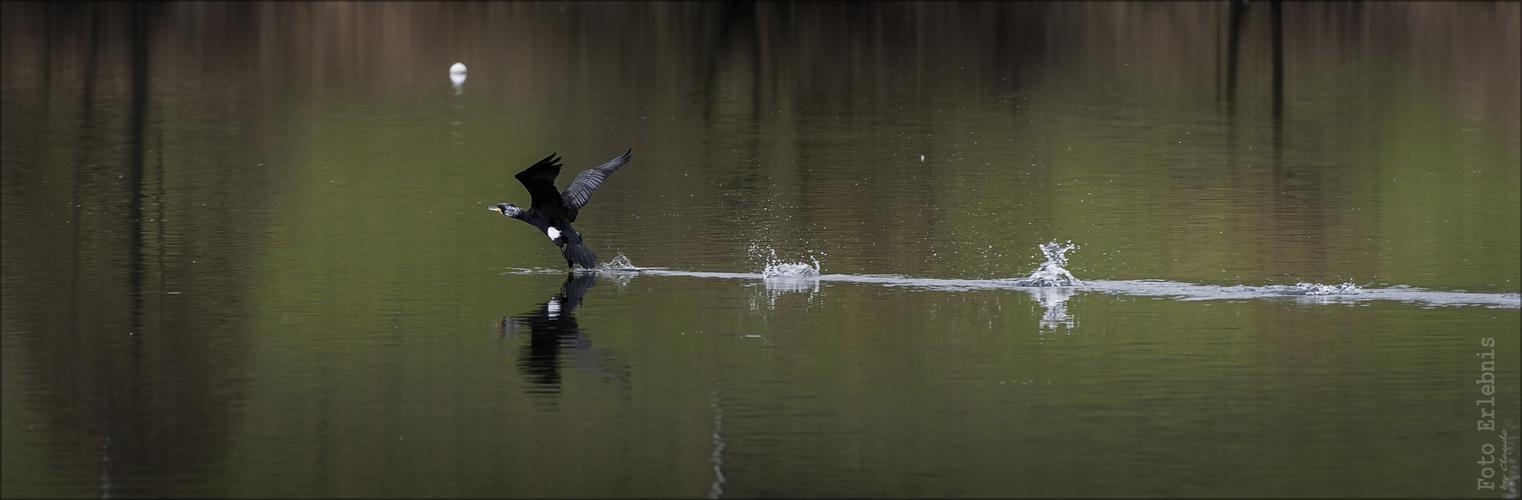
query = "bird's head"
xmin=489 ymin=203 xmax=525 ymax=218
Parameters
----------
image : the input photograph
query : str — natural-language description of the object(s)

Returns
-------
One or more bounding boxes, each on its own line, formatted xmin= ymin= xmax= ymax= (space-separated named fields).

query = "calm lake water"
xmin=3 ymin=2 xmax=1520 ymax=498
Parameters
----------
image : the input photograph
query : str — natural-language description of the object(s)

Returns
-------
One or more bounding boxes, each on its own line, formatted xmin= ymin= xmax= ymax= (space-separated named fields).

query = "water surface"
xmin=3 ymin=2 xmax=1519 ymax=498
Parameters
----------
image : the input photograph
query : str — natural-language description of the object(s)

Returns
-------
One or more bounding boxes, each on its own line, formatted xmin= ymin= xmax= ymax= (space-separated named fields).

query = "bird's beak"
xmin=488 ymin=206 xmax=501 ymax=213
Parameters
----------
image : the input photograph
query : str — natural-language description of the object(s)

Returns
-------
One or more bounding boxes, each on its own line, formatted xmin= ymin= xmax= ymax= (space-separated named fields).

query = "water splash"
xmin=504 ymin=243 xmax=1518 ymax=309
xmin=1010 ymin=240 xmax=1081 ymax=287
xmin=750 ymin=245 xmax=821 ymax=278
xmin=763 ymin=260 xmax=821 ymax=279
xmin=744 ymin=245 xmax=823 ymax=309
xmin=598 ymin=253 xmax=639 ymax=272
xmin=1292 ymin=281 xmax=1361 ymax=296
xmin=591 ymin=253 xmax=639 ymax=287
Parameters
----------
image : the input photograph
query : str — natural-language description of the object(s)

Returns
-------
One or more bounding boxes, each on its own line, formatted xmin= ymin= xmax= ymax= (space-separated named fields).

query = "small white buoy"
xmin=449 ymin=62 xmax=467 ymax=89
xmin=920 ymin=155 xmax=925 ymax=161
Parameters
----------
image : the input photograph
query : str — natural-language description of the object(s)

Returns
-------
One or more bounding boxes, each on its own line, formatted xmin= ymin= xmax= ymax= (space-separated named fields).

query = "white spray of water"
xmin=1010 ymin=240 xmax=1082 ymax=287
xmin=497 ymin=243 xmax=1517 ymax=309
xmin=1294 ymin=281 xmax=1361 ymax=295
xmin=749 ymin=245 xmax=821 ymax=278
xmin=598 ymin=253 xmax=638 ymax=271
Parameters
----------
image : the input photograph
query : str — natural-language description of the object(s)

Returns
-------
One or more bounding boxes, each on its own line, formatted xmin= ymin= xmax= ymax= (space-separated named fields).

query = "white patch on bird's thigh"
xmin=546 ymin=227 xmax=562 ymax=242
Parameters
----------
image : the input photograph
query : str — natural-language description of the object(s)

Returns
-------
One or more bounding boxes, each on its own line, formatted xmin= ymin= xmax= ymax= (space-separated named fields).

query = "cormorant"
xmin=489 ymin=150 xmax=631 ymax=269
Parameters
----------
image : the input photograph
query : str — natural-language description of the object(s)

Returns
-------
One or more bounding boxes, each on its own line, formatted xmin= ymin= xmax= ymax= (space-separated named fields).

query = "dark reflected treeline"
xmin=7 ymin=3 xmax=1512 ymax=118
xmin=2 ymin=2 xmax=287 ymax=497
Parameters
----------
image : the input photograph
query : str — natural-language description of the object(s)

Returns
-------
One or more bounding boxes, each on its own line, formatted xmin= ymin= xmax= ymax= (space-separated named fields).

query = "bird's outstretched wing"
xmin=515 ymin=153 xmax=568 ymax=215
xmin=561 ymin=149 xmax=631 ymax=221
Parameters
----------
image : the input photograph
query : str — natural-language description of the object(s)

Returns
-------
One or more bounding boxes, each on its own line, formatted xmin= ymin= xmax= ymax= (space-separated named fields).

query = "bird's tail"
xmin=563 ymin=242 xmax=598 ymax=269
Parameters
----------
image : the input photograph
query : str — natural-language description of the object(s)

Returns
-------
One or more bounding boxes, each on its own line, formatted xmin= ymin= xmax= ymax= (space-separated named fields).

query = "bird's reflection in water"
xmin=498 ymin=272 xmax=629 ymax=408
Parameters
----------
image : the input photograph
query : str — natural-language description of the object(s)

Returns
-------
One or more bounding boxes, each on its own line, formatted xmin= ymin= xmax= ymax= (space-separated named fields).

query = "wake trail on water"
xmin=501 ymin=243 xmax=1520 ymax=309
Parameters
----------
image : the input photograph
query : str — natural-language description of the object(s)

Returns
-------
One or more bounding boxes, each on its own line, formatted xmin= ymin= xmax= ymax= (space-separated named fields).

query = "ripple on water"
xmin=561 ymin=243 xmax=1517 ymax=309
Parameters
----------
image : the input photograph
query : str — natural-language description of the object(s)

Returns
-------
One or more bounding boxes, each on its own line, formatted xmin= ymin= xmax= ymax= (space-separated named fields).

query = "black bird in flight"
xmin=490 ymin=150 xmax=631 ymax=269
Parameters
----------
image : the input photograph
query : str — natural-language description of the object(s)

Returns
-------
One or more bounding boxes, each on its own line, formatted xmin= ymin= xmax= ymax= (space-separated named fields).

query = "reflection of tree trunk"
xmin=82 ymin=4 xmax=100 ymax=114
xmin=1271 ymin=0 xmax=1284 ymax=160
xmin=1224 ymin=0 xmax=1247 ymax=120
xmin=128 ymin=2 xmax=148 ymax=336
xmin=104 ymin=4 xmax=150 ymax=498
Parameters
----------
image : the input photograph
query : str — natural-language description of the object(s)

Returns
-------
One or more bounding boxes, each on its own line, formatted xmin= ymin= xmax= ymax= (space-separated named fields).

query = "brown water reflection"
xmin=3 ymin=2 xmax=1518 ymax=497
